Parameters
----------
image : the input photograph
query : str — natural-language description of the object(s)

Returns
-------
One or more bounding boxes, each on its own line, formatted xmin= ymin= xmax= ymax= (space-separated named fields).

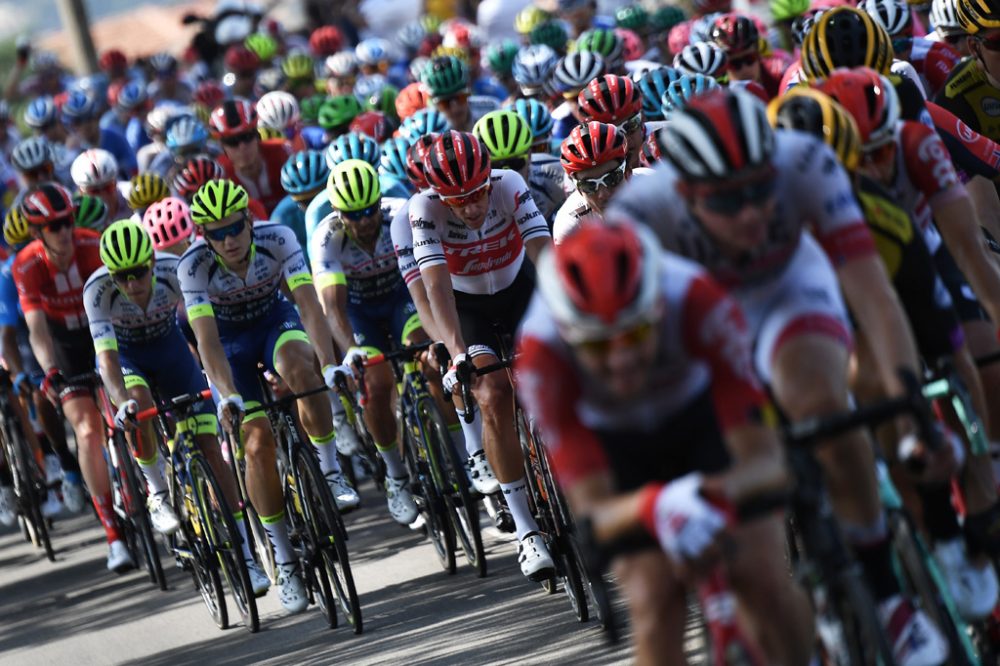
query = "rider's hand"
xmin=322 ymin=362 xmax=354 ymax=388
xmin=643 ymin=473 xmax=728 ymax=566
xmin=443 ymin=352 xmax=469 ymax=395
xmin=217 ymin=394 xmax=244 ymax=427
xmin=114 ymin=399 xmax=138 ymax=431
xmin=344 ymin=347 xmax=368 ymax=371
xmin=40 ymin=368 xmax=65 ymax=404
xmin=898 ymin=425 xmax=963 ymax=484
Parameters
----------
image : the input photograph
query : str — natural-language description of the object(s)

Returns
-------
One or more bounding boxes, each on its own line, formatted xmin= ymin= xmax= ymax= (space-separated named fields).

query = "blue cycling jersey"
xmin=271 ymin=195 xmax=309 ymax=259
xmin=100 ymin=127 xmax=138 ymax=177
xmin=0 ymin=255 xmax=21 ymax=327
xmin=304 ymin=193 xmax=334 ymax=251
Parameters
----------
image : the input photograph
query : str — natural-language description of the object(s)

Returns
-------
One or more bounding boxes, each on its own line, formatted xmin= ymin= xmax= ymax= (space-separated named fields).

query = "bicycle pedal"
xmin=494 ymin=509 xmax=515 ymax=534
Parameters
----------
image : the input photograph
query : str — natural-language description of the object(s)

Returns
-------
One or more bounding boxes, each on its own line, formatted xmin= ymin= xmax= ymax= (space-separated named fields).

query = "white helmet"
xmin=256 ymin=91 xmax=300 ymax=130
xmin=325 ymin=51 xmax=359 ymax=78
xmin=929 ymin=0 xmax=961 ymax=32
xmin=71 ymin=148 xmax=119 ymax=191
xmin=860 ymin=0 xmax=912 ymax=37
xmin=673 ymin=42 xmax=728 ymax=79
xmin=12 ymin=137 xmax=54 ymax=172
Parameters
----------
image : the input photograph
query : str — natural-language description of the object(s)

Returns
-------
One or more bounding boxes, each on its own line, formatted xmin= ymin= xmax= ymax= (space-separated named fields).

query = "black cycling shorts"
xmin=50 ymin=323 xmax=96 ymax=402
xmin=453 ymin=262 xmax=535 ymax=358
xmin=934 ymin=245 xmax=988 ymax=324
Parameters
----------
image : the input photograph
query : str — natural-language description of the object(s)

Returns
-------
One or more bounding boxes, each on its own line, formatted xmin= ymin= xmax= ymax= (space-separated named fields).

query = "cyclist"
xmin=85 ymin=219 xmax=270 ymax=592
xmin=125 ymin=173 xmax=170 ymax=222
xmin=70 ymin=149 xmax=128 ymax=227
xmin=710 ymin=13 xmax=788 ymax=99
xmin=309 ymin=160 xmax=420 ymax=525
xmin=516 ymin=216 xmax=814 ymax=666
xmin=272 ymin=150 xmax=329 ymax=254
xmin=13 ymin=182 xmax=133 ymax=574
xmin=177 ymin=178 xmax=359 ymax=613
xmin=408 ymin=130 xmax=555 ymax=580
xmin=61 ymin=90 xmax=137 ymax=178
xmin=611 ymin=89 xmax=947 ymax=665
xmin=420 ymin=56 xmax=500 ymax=133
xmin=577 ymin=74 xmax=646 ymax=168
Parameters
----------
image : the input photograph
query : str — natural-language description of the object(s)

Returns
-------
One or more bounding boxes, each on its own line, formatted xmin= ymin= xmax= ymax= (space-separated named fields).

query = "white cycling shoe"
xmin=466 ymin=450 xmax=500 ymax=495
xmin=61 ymin=472 xmax=85 ymax=513
xmin=385 ymin=476 xmax=418 ymax=525
xmin=275 ymin=562 xmax=308 ymax=614
xmin=934 ymin=537 xmax=999 ymax=621
xmin=518 ymin=532 xmax=555 ymax=582
xmin=107 ymin=539 xmax=136 ymax=574
xmin=245 ymin=560 xmax=271 ymax=597
xmin=326 ymin=471 xmax=361 ymax=512
xmin=333 ymin=414 xmax=360 ymax=457
xmin=878 ymin=595 xmax=949 ymax=666
xmin=40 ymin=490 xmax=63 ymax=518
xmin=147 ymin=492 xmax=180 ymax=536
xmin=0 ymin=486 xmax=16 ymax=527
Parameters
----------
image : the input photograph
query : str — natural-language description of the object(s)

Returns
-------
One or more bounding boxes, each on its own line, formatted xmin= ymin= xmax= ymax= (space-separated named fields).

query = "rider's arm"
xmin=96 ymin=350 xmax=130 ymax=408
xmin=24 ymin=310 xmax=58 ymax=373
xmin=0 ymin=326 xmax=23 ymax=375
xmin=317 ymin=283 xmax=355 ymax=354
xmin=505 ymin=170 xmax=551 ymax=265
xmin=290 ymin=281 xmax=339 ymax=369
xmin=933 ymin=189 xmax=1000 ymax=324
xmin=405 ymin=281 xmax=442 ymax=343
xmin=309 ymin=222 xmax=355 ymax=354
xmin=966 ymin=176 xmax=1000 ymax=252
xmin=189 ymin=313 xmax=239 ymax=398
xmin=422 ymin=265 xmax=466 ymax=357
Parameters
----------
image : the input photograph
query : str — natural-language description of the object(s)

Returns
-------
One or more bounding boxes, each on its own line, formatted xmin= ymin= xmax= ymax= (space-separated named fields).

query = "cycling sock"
xmin=456 ymin=406 xmax=483 ymax=457
xmin=137 ymin=453 xmax=168 ymax=498
xmin=232 ymin=510 xmax=255 ymax=563
xmin=261 ymin=510 xmax=296 ymax=564
xmin=92 ymin=491 xmax=121 ymax=543
xmin=500 ymin=478 xmax=539 ymax=540
xmin=308 ymin=430 xmax=342 ymax=476
xmin=853 ymin=536 xmax=900 ymax=601
xmin=916 ymin=482 xmax=963 ymax=543
xmin=376 ymin=440 xmax=406 ymax=478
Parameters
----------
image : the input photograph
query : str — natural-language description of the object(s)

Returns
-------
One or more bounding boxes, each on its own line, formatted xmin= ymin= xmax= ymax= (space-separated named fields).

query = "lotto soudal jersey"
xmin=13 ymin=229 xmax=103 ymax=330
xmin=177 ymin=222 xmax=312 ymax=325
xmin=84 ymin=252 xmax=183 ymax=351
xmin=409 ymin=169 xmax=550 ymax=295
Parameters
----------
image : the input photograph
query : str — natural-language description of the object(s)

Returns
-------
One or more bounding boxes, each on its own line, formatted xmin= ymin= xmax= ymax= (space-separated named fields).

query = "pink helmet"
xmin=614 ymin=28 xmax=644 ymax=62
xmin=668 ymin=21 xmax=693 ymax=56
xmin=143 ymin=197 xmax=194 ymax=250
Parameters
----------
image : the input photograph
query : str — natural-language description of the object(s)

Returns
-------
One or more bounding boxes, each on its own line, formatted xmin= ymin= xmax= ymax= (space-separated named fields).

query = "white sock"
xmin=456 ymin=405 xmax=483 ymax=457
xmin=233 ymin=511 xmax=255 ymax=563
xmin=137 ymin=455 xmax=168 ymax=497
xmin=377 ymin=441 xmax=406 ymax=479
xmin=500 ymin=478 xmax=539 ymax=540
xmin=261 ymin=511 xmax=296 ymax=564
xmin=310 ymin=438 xmax=342 ymax=476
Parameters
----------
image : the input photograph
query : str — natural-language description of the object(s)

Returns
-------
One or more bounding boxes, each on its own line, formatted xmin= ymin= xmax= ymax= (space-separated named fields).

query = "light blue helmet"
xmin=24 ymin=96 xmax=58 ymax=129
xmin=505 ymin=98 xmax=554 ymax=142
xmin=398 ymin=108 xmax=451 ymax=140
xmin=324 ymin=131 xmax=381 ymax=168
xmin=281 ymin=150 xmax=330 ymax=195
xmin=380 ymin=137 xmax=413 ymax=182
xmin=659 ymin=74 xmax=720 ymax=116
xmin=638 ymin=67 xmax=682 ymax=121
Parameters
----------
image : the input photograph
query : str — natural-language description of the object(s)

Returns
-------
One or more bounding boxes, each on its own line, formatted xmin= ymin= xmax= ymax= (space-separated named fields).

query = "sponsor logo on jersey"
xmin=956 ymin=118 xmax=977 ymax=143
xmin=981 ymin=97 xmax=1000 ymax=117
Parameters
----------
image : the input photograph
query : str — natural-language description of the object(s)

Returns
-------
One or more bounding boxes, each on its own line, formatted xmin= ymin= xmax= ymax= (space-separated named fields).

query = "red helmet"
xmin=99 ymin=49 xmax=128 ymax=75
xmin=22 ymin=182 xmax=75 ymax=227
xmin=711 ymin=13 xmax=761 ymax=54
xmin=560 ymin=122 xmax=628 ymax=175
xmin=406 ymin=135 xmax=436 ymax=190
xmin=814 ymin=67 xmax=899 ymax=148
xmin=194 ymin=81 xmax=226 ymax=110
xmin=423 ymin=130 xmax=492 ymax=197
xmin=224 ymin=44 xmax=261 ymax=75
xmin=668 ymin=21 xmax=693 ymax=56
xmin=537 ymin=213 xmax=662 ymax=342
xmin=172 ymin=157 xmax=225 ymax=200
xmin=396 ymin=82 xmax=430 ymax=120
xmin=210 ymin=99 xmax=258 ymax=138
xmin=309 ymin=26 xmax=345 ymax=58
xmin=349 ymin=111 xmax=391 ymax=143
xmin=578 ymin=75 xmax=643 ymax=125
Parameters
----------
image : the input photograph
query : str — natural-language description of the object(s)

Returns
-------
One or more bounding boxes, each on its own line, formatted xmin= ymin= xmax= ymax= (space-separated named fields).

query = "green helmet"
xmin=419 ymin=14 xmax=442 ymax=34
xmin=421 ymin=56 xmax=469 ymax=100
xmin=100 ymin=219 xmax=154 ymax=272
xmin=300 ymin=94 xmax=327 ymax=124
xmin=530 ymin=21 xmax=568 ymax=52
xmin=318 ymin=95 xmax=364 ymax=131
xmin=515 ymin=6 xmax=550 ymax=35
xmin=473 ymin=110 xmax=533 ymax=161
xmin=770 ymin=0 xmax=810 ymax=21
xmin=282 ymin=53 xmax=315 ymax=81
xmin=328 ymin=159 xmax=381 ymax=212
xmin=615 ymin=5 xmax=649 ymax=31
xmin=366 ymin=85 xmax=399 ymax=120
xmin=575 ymin=29 xmax=624 ymax=69
xmin=650 ymin=6 xmax=687 ymax=33
xmin=189 ymin=179 xmax=249 ymax=225
xmin=485 ymin=40 xmax=520 ymax=78
xmin=245 ymin=33 xmax=278 ymax=62
xmin=73 ymin=194 xmax=109 ymax=231
xmin=3 ymin=206 xmax=29 ymax=247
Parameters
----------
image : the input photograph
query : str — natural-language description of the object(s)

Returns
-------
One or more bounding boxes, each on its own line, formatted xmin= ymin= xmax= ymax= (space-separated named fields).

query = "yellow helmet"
xmin=768 ymin=88 xmax=862 ymax=172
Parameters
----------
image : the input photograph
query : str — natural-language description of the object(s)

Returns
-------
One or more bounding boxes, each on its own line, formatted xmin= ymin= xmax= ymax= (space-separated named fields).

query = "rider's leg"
xmin=123 ymin=380 xmax=168 ymax=497
xmin=242 ymin=414 xmax=295 ymax=564
xmin=613 ymin=550 xmax=688 ymax=666
xmin=63 ymin=395 xmax=120 ymax=543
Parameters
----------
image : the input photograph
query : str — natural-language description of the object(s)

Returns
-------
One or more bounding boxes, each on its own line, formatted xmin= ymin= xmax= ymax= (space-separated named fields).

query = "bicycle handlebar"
xmin=363 ymin=340 xmax=437 ymax=368
xmin=134 ymin=389 xmax=214 ymax=422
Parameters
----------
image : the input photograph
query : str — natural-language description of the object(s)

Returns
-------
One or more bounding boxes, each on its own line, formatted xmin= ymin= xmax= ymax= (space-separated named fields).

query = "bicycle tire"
xmin=112 ymin=431 xmax=166 ymax=590
xmin=222 ymin=427 xmax=276 ymax=586
xmin=191 ymin=453 xmax=260 ymax=633
xmin=402 ymin=409 xmax=456 ymax=574
xmin=4 ymin=415 xmax=55 ymax=562
xmin=293 ymin=444 xmax=363 ymax=633
xmin=421 ymin=398 xmax=486 ymax=577
xmin=827 ymin=566 xmax=896 ymax=666
xmin=515 ymin=410 xmax=564 ymax=595
xmin=342 ymin=392 xmax=386 ymax=491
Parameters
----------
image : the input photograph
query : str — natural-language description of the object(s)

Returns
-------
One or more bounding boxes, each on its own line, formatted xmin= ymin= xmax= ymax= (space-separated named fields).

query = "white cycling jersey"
xmin=390 ymin=196 xmax=420 ymax=286
xmin=553 ymin=167 xmax=656 ymax=244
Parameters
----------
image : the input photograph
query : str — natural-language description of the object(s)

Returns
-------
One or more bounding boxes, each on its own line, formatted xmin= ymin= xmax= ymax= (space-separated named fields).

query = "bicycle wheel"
xmin=191 ymin=453 xmax=260 ymax=633
xmin=402 ymin=409 xmax=456 ymax=574
xmin=421 ymin=398 xmax=486 ymax=577
xmin=177 ymin=491 xmax=228 ymax=630
xmin=4 ymin=416 xmax=54 ymax=562
xmin=293 ymin=444 xmax=363 ymax=633
xmin=824 ymin=566 xmax=895 ymax=666
xmin=112 ymin=431 xmax=166 ymax=590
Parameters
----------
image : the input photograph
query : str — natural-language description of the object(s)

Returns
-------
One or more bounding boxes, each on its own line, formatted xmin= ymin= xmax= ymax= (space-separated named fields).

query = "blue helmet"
xmin=61 ymin=89 xmax=98 ymax=123
xmin=512 ymin=44 xmax=559 ymax=93
xmin=281 ymin=150 xmax=330 ymax=195
xmin=398 ymin=108 xmax=450 ymax=140
xmin=24 ymin=96 xmax=58 ymax=129
xmin=659 ymin=74 xmax=720 ymax=116
xmin=505 ymin=98 xmax=553 ymax=141
xmin=380 ymin=137 xmax=413 ymax=182
xmin=638 ymin=67 xmax=682 ymax=121
xmin=116 ymin=81 xmax=148 ymax=112
xmin=165 ymin=116 xmax=209 ymax=152
xmin=325 ymin=131 xmax=381 ymax=168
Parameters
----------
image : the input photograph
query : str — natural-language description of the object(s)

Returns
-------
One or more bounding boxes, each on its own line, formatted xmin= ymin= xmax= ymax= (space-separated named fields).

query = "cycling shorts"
xmin=52 ymin=322 xmax=97 ymax=402
xmin=734 ymin=233 xmax=852 ymax=386
xmin=933 ymin=245 xmax=988 ymax=324
xmin=119 ymin=327 xmax=214 ymax=426
xmin=347 ymin=285 xmax=421 ymax=356
xmin=453 ymin=263 xmax=535 ymax=359
xmin=219 ymin=298 xmax=308 ymax=414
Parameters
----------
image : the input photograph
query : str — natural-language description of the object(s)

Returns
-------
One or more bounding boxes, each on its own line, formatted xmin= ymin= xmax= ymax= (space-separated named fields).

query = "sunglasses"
xmin=440 ymin=181 xmax=491 ymax=208
xmin=617 ymin=113 xmax=643 ymax=135
xmin=204 ymin=216 xmax=247 ymax=242
xmin=941 ymin=32 xmax=966 ymax=45
xmin=695 ymin=176 xmax=776 ymax=215
xmin=111 ymin=263 xmax=151 ymax=283
xmin=340 ymin=201 xmax=381 ymax=221
xmin=493 ymin=156 xmax=527 ymax=172
xmin=576 ymin=321 xmax=655 ymax=355
xmin=221 ymin=131 xmax=258 ymax=147
xmin=977 ymin=35 xmax=1000 ymax=52
xmin=574 ymin=160 xmax=627 ymax=195
xmin=46 ymin=217 xmax=73 ymax=233
xmin=728 ymin=52 xmax=759 ymax=70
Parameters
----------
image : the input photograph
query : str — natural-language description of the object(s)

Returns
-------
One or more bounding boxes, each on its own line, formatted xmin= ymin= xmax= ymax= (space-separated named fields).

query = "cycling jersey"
xmin=409 ymin=169 xmax=550 ymax=295
xmin=896 ymin=37 xmax=962 ymax=98
xmin=553 ymin=167 xmax=657 ymax=244
xmin=0 ymin=254 xmax=21 ymax=328
xmin=926 ymin=102 xmax=1000 ymax=182
xmin=610 ymin=131 xmax=874 ymax=288
xmin=13 ymin=229 xmax=103 ymax=330
xmin=218 ymin=141 xmax=293 ymax=215
xmin=528 ymin=154 xmax=567 ymax=225
xmin=466 ymin=96 xmax=502 ymax=129
xmin=270 ymin=195 xmax=309 ymax=255
xmin=516 ymin=250 xmax=767 ymax=487
xmin=390 ymin=197 xmax=420 ymax=286
xmin=936 ymin=58 xmax=1000 ymax=143
xmin=304 ymin=193 xmax=334 ymax=250
xmin=83 ymin=253 xmax=183 ymax=351
xmin=177 ymin=222 xmax=312 ymax=331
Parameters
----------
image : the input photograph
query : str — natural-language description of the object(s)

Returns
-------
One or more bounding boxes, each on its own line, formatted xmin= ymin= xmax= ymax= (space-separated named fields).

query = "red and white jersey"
xmin=515 ymin=251 xmax=768 ymax=487
xmin=13 ymin=229 xmax=103 ymax=330
xmin=905 ymin=37 xmax=962 ymax=99
xmin=390 ymin=197 xmax=420 ymax=287
xmin=610 ymin=130 xmax=875 ymax=288
xmin=409 ymin=169 xmax=550 ymax=295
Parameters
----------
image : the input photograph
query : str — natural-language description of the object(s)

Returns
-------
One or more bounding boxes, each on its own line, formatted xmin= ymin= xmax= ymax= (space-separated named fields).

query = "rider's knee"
xmin=242 ymin=421 xmax=275 ymax=462
xmin=474 ymin=372 xmax=512 ymax=412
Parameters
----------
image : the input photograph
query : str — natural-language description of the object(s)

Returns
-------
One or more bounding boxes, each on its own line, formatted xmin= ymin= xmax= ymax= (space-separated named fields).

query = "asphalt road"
xmin=0 ymin=485 xmax=642 ymax=666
